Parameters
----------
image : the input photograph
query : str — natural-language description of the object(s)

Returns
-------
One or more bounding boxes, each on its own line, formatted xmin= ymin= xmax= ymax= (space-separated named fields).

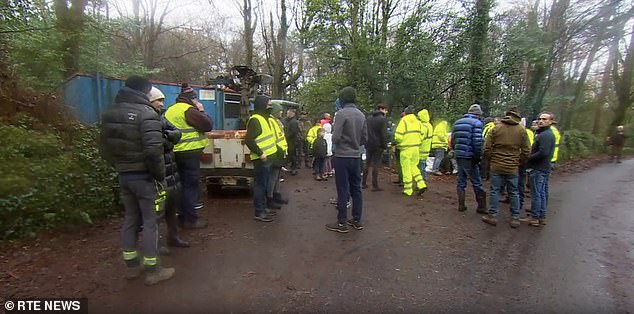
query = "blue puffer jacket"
xmin=451 ymin=113 xmax=483 ymax=159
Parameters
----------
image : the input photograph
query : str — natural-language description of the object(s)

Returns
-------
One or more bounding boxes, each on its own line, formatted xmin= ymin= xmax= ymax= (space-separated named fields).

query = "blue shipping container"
xmin=63 ymin=73 xmax=224 ymax=129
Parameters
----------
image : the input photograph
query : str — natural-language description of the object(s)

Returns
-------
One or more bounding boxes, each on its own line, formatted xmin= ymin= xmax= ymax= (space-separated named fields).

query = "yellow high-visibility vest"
xmin=482 ymin=122 xmax=495 ymax=140
xmin=551 ymin=126 xmax=560 ymax=163
xmin=269 ymin=117 xmax=288 ymax=153
xmin=248 ymin=114 xmax=278 ymax=160
xmin=431 ymin=121 xmax=448 ymax=149
xmin=164 ymin=102 xmax=209 ymax=152
xmin=395 ymin=114 xmax=422 ymax=150
xmin=526 ymin=129 xmax=535 ymax=146
xmin=306 ymin=124 xmax=320 ymax=148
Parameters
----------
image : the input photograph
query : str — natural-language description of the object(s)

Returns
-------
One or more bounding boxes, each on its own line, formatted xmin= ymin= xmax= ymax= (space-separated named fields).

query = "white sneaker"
xmin=452 ymin=169 xmax=458 ymax=174
xmin=281 ymin=167 xmax=289 ymax=172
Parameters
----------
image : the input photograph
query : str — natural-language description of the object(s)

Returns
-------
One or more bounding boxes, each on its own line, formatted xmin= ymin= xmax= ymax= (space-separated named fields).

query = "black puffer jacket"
xmin=365 ymin=110 xmax=387 ymax=151
xmin=100 ymin=86 xmax=165 ymax=182
xmin=161 ymin=116 xmax=181 ymax=188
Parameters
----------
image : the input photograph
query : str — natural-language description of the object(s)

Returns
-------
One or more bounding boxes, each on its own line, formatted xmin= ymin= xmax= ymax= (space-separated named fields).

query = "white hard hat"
xmin=147 ymin=86 xmax=165 ymax=102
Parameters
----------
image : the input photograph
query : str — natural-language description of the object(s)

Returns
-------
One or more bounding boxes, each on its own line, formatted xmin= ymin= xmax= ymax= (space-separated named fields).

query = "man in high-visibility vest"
xmin=430 ymin=120 xmax=449 ymax=175
xmin=544 ymin=119 xmax=562 ymax=217
xmin=245 ymin=95 xmax=278 ymax=222
xmin=267 ymin=102 xmax=289 ymax=210
xmin=395 ymin=106 xmax=427 ymax=196
xmin=164 ymin=83 xmax=212 ymax=229
xmin=518 ymin=117 xmax=535 ymax=215
xmin=417 ymin=109 xmax=433 ymax=182
xmin=306 ymin=121 xmax=322 ymax=173
xmin=481 ymin=117 xmax=496 ymax=180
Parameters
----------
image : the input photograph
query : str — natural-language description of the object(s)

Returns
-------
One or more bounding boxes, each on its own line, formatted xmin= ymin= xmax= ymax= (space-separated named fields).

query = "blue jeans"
xmin=529 ymin=168 xmax=551 ymax=219
xmin=335 ymin=157 xmax=363 ymax=223
xmin=457 ymin=158 xmax=484 ymax=194
xmin=432 ymin=148 xmax=445 ymax=172
xmin=488 ymin=172 xmax=520 ymax=219
xmin=253 ymin=159 xmax=272 ymax=217
xmin=175 ymin=154 xmax=201 ymax=224
xmin=418 ymin=160 xmax=428 ymax=182
xmin=518 ymin=167 xmax=528 ymax=211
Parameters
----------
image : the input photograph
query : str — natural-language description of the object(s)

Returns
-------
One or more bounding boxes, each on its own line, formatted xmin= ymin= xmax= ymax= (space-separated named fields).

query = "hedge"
xmin=0 ymin=120 xmax=118 ymax=240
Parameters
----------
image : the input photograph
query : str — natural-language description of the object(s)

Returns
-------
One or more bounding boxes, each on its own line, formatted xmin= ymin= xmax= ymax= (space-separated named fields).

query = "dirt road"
xmin=2 ymin=158 xmax=633 ymax=312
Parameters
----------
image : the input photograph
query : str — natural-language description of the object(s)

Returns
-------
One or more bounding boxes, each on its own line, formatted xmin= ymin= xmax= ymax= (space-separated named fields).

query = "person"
xmin=517 ymin=118 xmax=535 ymax=215
xmin=320 ymin=112 xmax=332 ymax=126
xmin=525 ymin=112 xmax=556 ymax=227
xmin=147 ymin=87 xmax=190 ymax=249
xmin=323 ymin=123 xmax=334 ymax=176
xmin=417 ymin=109 xmax=434 ymax=182
xmin=608 ymin=125 xmax=626 ymax=163
xmin=480 ymin=117 xmax=495 ymax=180
xmin=306 ymin=121 xmax=322 ymax=173
xmin=363 ymin=104 xmax=389 ymax=191
xmin=452 ymin=104 xmax=486 ymax=213
xmin=550 ymin=120 xmax=561 ymax=166
xmin=164 ymin=83 xmax=212 ymax=229
xmin=481 ymin=107 xmax=531 ymax=228
xmin=298 ymin=112 xmax=312 ymax=168
xmin=285 ymin=109 xmax=301 ymax=175
xmin=326 ymin=87 xmax=368 ymax=233
xmin=395 ymin=106 xmax=427 ymax=196
xmin=312 ymin=128 xmax=328 ymax=180
xmin=267 ymin=102 xmax=289 ymax=210
xmin=245 ymin=95 xmax=278 ymax=222
xmin=100 ymin=76 xmax=174 ymax=285
xmin=431 ymin=120 xmax=448 ymax=175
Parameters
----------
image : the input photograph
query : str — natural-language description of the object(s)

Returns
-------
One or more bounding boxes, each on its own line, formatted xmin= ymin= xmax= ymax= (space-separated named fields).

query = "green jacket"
xmin=483 ymin=114 xmax=531 ymax=175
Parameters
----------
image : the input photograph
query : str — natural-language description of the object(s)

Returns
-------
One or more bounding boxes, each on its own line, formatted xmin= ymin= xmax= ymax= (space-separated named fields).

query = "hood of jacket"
xmin=434 ymin=121 xmax=448 ymax=134
xmin=501 ymin=114 xmax=521 ymax=126
xmin=417 ymin=109 xmax=430 ymax=123
xmin=372 ymin=110 xmax=385 ymax=117
xmin=253 ymin=95 xmax=271 ymax=115
xmin=115 ymin=86 xmax=151 ymax=106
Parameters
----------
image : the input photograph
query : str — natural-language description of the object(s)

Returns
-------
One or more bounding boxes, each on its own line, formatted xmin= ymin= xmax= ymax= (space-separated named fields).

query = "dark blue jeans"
xmin=175 ymin=154 xmax=201 ymax=224
xmin=335 ymin=157 xmax=363 ymax=224
xmin=253 ymin=159 xmax=272 ymax=217
xmin=457 ymin=158 xmax=484 ymax=194
xmin=432 ymin=148 xmax=445 ymax=172
xmin=518 ymin=167 xmax=528 ymax=211
xmin=488 ymin=172 xmax=520 ymax=219
xmin=529 ymin=168 xmax=551 ymax=219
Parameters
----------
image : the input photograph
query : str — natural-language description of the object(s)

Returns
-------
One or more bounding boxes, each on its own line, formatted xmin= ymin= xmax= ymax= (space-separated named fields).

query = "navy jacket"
xmin=527 ymin=126 xmax=555 ymax=171
xmin=451 ymin=113 xmax=483 ymax=159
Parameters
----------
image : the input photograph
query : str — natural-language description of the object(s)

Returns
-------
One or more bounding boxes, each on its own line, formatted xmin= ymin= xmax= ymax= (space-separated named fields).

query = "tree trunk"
xmin=272 ymin=0 xmax=288 ymax=98
xmin=243 ymin=0 xmax=255 ymax=67
xmin=54 ymin=0 xmax=87 ymax=76
xmin=468 ymin=0 xmax=491 ymax=107
xmin=611 ymin=22 xmax=634 ymax=129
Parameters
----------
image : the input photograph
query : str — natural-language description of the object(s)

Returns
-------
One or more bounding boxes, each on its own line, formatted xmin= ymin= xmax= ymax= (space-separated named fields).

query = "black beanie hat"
xmin=339 ymin=86 xmax=356 ymax=104
xmin=254 ymin=95 xmax=271 ymax=113
xmin=178 ymin=82 xmax=198 ymax=101
xmin=404 ymin=105 xmax=416 ymax=114
xmin=125 ymin=75 xmax=152 ymax=94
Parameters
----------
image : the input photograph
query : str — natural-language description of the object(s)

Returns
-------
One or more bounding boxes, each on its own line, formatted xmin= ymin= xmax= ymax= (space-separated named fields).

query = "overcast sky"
xmin=110 ymin=0 xmax=519 ymax=31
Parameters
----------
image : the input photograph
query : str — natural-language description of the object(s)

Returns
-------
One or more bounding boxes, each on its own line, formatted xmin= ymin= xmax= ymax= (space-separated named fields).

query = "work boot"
xmin=158 ymin=246 xmax=170 ymax=256
xmin=125 ymin=266 xmax=143 ymax=280
xmin=144 ymin=267 xmax=175 ymax=286
xmin=528 ymin=218 xmax=540 ymax=227
xmin=183 ymin=219 xmax=208 ymax=230
xmin=273 ymin=192 xmax=289 ymax=204
xmin=476 ymin=192 xmax=488 ymax=214
xmin=325 ymin=222 xmax=349 ymax=233
xmin=458 ymin=191 xmax=467 ymax=212
xmin=346 ymin=219 xmax=364 ymax=230
xmin=481 ymin=214 xmax=497 ymax=226
xmin=167 ymin=236 xmax=190 ymax=248
xmin=417 ymin=187 xmax=428 ymax=196
xmin=539 ymin=218 xmax=547 ymax=226
xmin=510 ymin=219 xmax=520 ymax=228
xmin=267 ymin=198 xmax=282 ymax=209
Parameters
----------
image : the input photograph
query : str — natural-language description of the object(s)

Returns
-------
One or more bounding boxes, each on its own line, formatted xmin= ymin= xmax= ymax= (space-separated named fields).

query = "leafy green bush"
xmin=0 ymin=122 xmax=117 ymax=240
xmin=559 ymin=129 xmax=602 ymax=162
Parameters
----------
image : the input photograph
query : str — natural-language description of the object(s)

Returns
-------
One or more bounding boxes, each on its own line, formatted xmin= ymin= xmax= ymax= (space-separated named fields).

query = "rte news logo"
xmin=3 ymin=299 xmax=87 ymax=313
